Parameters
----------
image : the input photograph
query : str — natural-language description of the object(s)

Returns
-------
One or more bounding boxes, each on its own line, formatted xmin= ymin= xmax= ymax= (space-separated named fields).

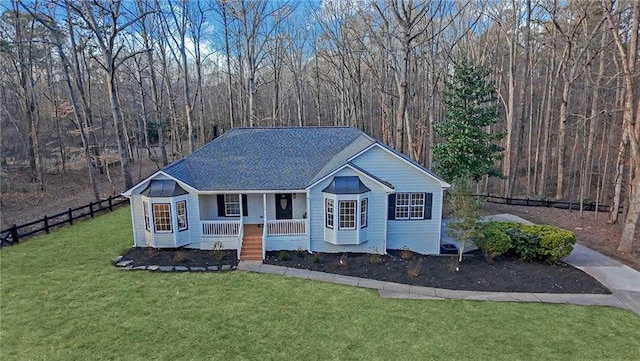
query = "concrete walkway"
xmin=564 ymin=244 xmax=640 ymax=315
xmin=238 ymin=243 xmax=640 ymax=316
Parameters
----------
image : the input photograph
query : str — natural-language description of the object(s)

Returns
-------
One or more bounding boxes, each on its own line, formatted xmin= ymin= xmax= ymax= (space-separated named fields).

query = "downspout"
xmin=262 ymin=193 xmax=267 ymax=260
xmin=238 ymin=193 xmax=244 ymax=259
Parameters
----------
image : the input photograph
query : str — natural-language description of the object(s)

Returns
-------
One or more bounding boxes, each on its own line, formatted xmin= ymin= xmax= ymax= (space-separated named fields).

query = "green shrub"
xmin=295 ymin=246 xmax=306 ymax=258
xmin=472 ymin=222 xmax=512 ymax=261
xmin=278 ymin=250 xmax=290 ymax=261
xmin=472 ymin=221 xmax=576 ymax=263
xmin=311 ymin=253 xmax=321 ymax=263
xmin=505 ymin=227 xmax=542 ymax=261
xmin=535 ymin=226 xmax=576 ymax=263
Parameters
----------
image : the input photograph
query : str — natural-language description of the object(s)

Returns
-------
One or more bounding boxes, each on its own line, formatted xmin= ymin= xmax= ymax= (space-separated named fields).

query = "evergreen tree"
xmin=433 ymin=61 xmax=504 ymax=182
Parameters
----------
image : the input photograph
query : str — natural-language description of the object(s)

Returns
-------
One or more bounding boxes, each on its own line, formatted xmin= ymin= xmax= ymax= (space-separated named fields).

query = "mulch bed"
xmin=119 ymin=247 xmax=238 ymax=268
xmin=264 ymin=250 xmax=611 ymax=294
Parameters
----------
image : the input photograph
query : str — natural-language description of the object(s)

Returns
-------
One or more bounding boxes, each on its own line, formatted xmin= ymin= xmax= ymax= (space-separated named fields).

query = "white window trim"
xmin=395 ymin=193 xmax=410 ymax=220
xmin=224 ymin=194 xmax=241 ymax=216
xmin=338 ymin=200 xmax=357 ymax=230
xmin=325 ymin=198 xmax=334 ymax=229
xmin=152 ymin=203 xmax=172 ymax=233
xmin=410 ymin=193 xmax=425 ymax=219
xmin=395 ymin=193 xmax=425 ymax=220
xmin=360 ymin=198 xmax=368 ymax=228
xmin=176 ymin=200 xmax=188 ymax=231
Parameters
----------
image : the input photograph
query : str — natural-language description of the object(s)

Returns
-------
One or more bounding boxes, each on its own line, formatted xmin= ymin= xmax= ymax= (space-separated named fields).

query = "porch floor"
xmin=244 ymin=224 xmax=262 ymax=237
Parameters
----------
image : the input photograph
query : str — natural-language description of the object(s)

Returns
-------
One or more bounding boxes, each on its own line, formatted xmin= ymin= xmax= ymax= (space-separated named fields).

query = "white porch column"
xmin=306 ymin=190 xmax=311 ymax=251
xmin=263 ymin=193 xmax=267 ymax=225
xmin=239 ymin=193 xmax=244 ymax=224
xmin=262 ymin=193 xmax=267 ymax=259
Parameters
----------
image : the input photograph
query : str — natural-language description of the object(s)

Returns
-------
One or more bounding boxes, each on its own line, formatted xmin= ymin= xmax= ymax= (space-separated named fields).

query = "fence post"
xmin=11 ymin=225 xmax=18 ymax=244
xmin=44 ymin=215 xmax=50 ymax=234
xmin=89 ymin=202 xmax=94 ymax=218
xmin=68 ymin=208 xmax=73 ymax=225
xmin=108 ymin=196 xmax=113 ymax=211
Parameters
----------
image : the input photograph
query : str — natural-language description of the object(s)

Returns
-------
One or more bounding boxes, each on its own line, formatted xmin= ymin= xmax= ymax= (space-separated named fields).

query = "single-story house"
xmin=123 ymin=127 xmax=451 ymax=260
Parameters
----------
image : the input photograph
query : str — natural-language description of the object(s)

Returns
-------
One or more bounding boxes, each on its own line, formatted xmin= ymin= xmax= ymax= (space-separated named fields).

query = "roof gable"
xmin=349 ymin=142 xmax=451 ymax=188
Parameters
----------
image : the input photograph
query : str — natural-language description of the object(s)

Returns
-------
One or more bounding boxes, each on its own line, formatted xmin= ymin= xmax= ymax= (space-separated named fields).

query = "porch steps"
xmin=240 ymin=236 xmax=263 ymax=261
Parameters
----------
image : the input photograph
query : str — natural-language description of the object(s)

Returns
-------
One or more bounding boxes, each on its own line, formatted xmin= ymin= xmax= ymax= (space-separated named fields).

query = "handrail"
xmin=262 ymin=220 xmax=267 ymax=260
xmin=266 ymin=219 xmax=306 ymax=235
xmin=201 ymin=220 xmax=240 ymax=237
xmin=237 ymin=224 xmax=244 ymax=259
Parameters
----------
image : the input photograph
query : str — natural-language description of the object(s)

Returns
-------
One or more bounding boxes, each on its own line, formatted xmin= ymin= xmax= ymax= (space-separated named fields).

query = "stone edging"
xmin=237 ymin=262 xmax=632 ymax=311
xmin=112 ymin=256 xmax=235 ymax=272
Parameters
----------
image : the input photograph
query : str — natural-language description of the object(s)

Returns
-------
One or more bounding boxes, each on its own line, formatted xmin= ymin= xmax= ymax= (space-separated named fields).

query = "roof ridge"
xmin=163 ymin=128 xmax=238 ymax=171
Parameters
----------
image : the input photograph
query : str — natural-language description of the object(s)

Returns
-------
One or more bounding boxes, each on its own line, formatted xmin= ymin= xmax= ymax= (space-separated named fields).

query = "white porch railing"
xmin=201 ymin=220 xmax=240 ymax=237
xmin=266 ymin=219 xmax=306 ymax=236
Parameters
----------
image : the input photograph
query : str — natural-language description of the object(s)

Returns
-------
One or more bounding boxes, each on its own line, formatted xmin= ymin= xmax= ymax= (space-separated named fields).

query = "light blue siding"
xmin=265 ymin=236 xmax=308 ymax=251
xmin=129 ymin=195 xmax=146 ymax=247
xmin=308 ymin=167 xmax=386 ymax=253
xmin=351 ymin=145 xmax=443 ymax=254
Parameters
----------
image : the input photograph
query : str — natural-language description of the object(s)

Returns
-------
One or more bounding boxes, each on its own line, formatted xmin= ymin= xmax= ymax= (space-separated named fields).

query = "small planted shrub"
xmin=472 ymin=222 xmax=511 ymax=261
xmin=338 ymin=253 xmax=348 ymax=268
xmin=211 ymin=241 xmax=225 ymax=260
xmin=311 ymin=253 xmax=321 ymax=264
xmin=407 ymin=259 xmax=422 ymax=277
xmin=295 ymin=246 xmax=306 ymax=258
xmin=399 ymin=246 xmax=413 ymax=261
xmin=173 ymin=250 xmax=188 ymax=263
xmin=369 ymin=247 xmax=382 ymax=265
xmin=145 ymin=248 xmax=159 ymax=260
xmin=278 ymin=250 xmax=290 ymax=261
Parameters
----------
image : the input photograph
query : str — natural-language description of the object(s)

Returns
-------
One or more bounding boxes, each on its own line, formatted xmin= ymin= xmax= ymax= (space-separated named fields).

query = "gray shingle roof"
xmin=162 ymin=127 xmax=376 ymax=191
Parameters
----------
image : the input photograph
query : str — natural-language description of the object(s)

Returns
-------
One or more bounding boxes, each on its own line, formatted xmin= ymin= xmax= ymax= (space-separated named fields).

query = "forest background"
xmin=1 ymin=0 xmax=638 ymax=252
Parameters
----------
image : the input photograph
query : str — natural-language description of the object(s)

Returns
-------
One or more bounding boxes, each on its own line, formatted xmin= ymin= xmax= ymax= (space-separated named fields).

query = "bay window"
xmin=322 ymin=176 xmax=371 ymax=245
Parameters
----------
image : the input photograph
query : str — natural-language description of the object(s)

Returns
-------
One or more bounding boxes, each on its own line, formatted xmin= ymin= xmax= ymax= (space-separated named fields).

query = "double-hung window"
xmin=339 ymin=200 xmax=356 ymax=229
xmin=224 ymin=194 xmax=240 ymax=216
xmin=395 ymin=193 xmax=427 ymax=220
xmin=176 ymin=200 xmax=188 ymax=231
xmin=153 ymin=203 xmax=172 ymax=232
xmin=325 ymin=199 xmax=334 ymax=229
xmin=395 ymin=193 xmax=410 ymax=219
xmin=409 ymin=193 xmax=425 ymax=219
xmin=360 ymin=198 xmax=368 ymax=228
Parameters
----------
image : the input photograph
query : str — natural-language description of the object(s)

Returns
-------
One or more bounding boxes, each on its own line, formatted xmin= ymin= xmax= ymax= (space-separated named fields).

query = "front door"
xmin=275 ymin=193 xmax=293 ymax=219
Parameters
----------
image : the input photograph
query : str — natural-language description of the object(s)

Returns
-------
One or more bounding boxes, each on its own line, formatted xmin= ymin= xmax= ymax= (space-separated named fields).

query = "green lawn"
xmin=1 ymin=207 xmax=639 ymax=360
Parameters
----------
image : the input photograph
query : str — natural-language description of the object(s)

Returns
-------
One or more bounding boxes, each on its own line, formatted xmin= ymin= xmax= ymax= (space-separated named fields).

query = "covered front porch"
xmin=197 ymin=192 xmax=310 ymax=259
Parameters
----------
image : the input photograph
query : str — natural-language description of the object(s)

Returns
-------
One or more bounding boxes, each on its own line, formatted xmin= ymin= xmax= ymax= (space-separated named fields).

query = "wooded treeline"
xmin=1 ymin=0 xmax=638 ymax=252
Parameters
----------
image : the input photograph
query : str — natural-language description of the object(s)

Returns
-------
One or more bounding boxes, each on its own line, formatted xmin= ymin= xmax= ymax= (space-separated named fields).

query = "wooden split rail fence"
xmin=475 ymin=194 xmax=615 ymax=213
xmin=1 ymin=195 xmax=129 ymax=248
